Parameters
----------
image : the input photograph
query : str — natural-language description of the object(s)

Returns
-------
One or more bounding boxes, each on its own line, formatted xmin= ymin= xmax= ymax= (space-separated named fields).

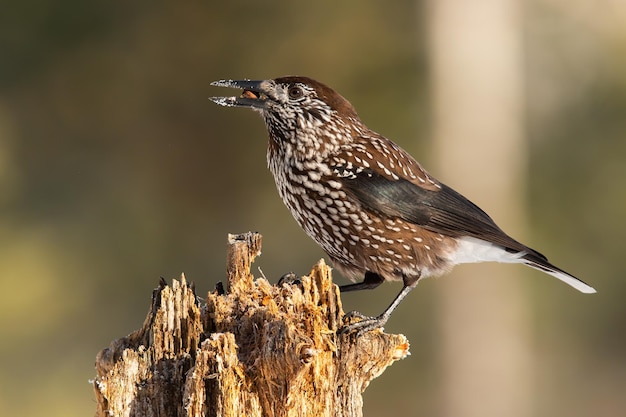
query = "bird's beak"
xmin=209 ymin=79 xmax=269 ymax=109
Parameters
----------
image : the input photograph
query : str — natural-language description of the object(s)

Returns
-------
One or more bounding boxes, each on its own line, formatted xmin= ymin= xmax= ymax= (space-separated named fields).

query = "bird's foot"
xmin=339 ymin=311 xmax=389 ymax=336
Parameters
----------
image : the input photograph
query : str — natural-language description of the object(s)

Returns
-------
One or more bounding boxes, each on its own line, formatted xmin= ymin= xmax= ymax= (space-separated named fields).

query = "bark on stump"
xmin=93 ymin=232 xmax=409 ymax=417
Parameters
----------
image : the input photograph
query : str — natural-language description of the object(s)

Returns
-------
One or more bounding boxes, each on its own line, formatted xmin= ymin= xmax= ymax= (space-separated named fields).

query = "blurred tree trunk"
xmin=93 ymin=232 xmax=409 ymax=417
xmin=427 ymin=1 xmax=533 ymax=417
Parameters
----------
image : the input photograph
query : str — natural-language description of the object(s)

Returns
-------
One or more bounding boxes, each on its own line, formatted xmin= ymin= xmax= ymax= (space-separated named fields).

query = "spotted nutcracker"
xmin=210 ymin=76 xmax=595 ymax=333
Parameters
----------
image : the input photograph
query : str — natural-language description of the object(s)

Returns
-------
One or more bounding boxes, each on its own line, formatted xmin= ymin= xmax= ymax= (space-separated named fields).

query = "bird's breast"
xmin=267 ymin=150 xmax=459 ymax=281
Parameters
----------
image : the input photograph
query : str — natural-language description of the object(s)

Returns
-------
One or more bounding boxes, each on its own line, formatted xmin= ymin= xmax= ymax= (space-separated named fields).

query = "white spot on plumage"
xmin=333 ymin=231 xmax=345 ymax=242
xmin=327 ymin=180 xmax=341 ymax=189
xmin=348 ymin=213 xmax=361 ymax=222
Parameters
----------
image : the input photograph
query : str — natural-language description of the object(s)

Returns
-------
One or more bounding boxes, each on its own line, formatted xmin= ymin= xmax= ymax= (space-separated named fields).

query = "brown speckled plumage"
xmin=211 ymin=76 xmax=595 ymax=333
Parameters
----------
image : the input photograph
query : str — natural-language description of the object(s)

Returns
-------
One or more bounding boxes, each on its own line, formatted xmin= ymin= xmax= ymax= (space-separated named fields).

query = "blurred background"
xmin=1 ymin=0 xmax=624 ymax=416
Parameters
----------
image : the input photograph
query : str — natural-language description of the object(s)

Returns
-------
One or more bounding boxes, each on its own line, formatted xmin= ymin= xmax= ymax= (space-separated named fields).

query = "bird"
xmin=210 ymin=76 xmax=596 ymax=334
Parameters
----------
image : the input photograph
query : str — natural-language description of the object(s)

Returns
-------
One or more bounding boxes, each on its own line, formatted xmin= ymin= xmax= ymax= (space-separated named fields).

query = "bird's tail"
xmin=522 ymin=253 xmax=596 ymax=294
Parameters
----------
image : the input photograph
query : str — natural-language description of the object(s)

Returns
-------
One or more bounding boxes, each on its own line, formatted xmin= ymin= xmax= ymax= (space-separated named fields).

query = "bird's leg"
xmin=339 ymin=271 xmax=385 ymax=292
xmin=339 ymin=272 xmax=386 ymax=323
xmin=339 ymin=273 xmax=420 ymax=335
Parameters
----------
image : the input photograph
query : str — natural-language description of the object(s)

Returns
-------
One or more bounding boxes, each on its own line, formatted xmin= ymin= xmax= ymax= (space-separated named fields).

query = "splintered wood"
xmin=93 ymin=232 xmax=409 ymax=417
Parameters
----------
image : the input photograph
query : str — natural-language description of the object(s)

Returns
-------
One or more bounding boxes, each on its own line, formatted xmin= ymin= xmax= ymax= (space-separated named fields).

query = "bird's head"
xmin=211 ymin=76 xmax=362 ymax=158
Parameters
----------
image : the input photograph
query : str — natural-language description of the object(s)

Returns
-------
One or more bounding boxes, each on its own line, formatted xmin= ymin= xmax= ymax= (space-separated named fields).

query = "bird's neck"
xmin=264 ymin=115 xmax=365 ymax=165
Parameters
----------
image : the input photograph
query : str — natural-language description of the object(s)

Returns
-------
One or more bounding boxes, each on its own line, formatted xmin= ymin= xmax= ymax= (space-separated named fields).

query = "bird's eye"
xmin=288 ymin=86 xmax=303 ymax=99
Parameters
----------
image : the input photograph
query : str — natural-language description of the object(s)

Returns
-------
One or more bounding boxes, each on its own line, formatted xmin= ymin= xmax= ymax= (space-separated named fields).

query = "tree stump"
xmin=93 ymin=232 xmax=410 ymax=417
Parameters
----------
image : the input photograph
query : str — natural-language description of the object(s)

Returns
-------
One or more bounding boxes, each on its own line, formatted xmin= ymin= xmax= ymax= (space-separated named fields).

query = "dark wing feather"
xmin=339 ymin=168 xmax=548 ymax=260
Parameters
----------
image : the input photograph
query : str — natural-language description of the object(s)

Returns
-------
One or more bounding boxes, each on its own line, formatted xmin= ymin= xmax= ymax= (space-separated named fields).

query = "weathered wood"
xmin=93 ymin=232 xmax=409 ymax=417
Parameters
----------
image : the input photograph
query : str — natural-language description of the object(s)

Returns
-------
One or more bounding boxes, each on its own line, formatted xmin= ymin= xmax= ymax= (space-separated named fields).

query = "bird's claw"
xmin=339 ymin=311 xmax=389 ymax=336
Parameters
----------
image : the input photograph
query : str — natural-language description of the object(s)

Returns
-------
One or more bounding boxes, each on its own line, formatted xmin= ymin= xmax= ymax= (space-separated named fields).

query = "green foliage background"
xmin=0 ymin=1 xmax=624 ymax=416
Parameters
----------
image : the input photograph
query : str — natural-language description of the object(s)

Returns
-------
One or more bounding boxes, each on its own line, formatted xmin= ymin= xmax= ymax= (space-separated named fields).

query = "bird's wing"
xmin=332 ymin=138 xmax=596 ymax=293
xmin=332 ymin=135 xmax=546 ymax=259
